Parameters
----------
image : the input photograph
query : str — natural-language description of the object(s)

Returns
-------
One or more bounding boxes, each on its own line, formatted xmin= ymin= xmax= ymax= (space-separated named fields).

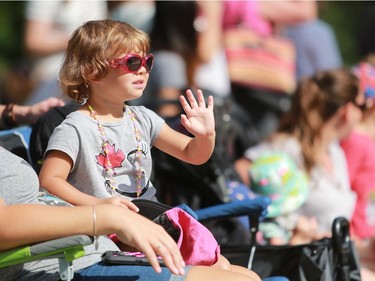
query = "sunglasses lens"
xmin=146 ymin=56 xmax=153 ymax=72
xmin=126 ymin=56 xmax=142 ymax=72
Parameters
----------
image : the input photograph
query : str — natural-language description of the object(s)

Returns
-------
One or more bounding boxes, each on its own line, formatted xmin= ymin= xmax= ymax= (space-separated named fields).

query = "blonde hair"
xmin=59 ymin=19 xmax=150 ymax=103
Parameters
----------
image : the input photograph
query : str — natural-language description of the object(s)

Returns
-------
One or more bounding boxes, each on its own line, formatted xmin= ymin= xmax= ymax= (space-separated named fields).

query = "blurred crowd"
xmin=1 ymin=0 xmax=375 ymax=280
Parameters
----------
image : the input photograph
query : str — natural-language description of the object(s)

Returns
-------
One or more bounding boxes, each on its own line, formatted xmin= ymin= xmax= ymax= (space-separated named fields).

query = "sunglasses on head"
xmin=111 ymin=54 xmax=154 ymax=73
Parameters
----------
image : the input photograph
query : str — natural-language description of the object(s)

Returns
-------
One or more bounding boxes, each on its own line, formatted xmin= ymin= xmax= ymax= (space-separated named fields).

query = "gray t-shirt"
xmin=46 ymin=105 xmax=165 ymax=201
xmin=244 ymin=136 xmax=356 ymax=233
xmin=0 ymin=147 xmax=118 ymax=281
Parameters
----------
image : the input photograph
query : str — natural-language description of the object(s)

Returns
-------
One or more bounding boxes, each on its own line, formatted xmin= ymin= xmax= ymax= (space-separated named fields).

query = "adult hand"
xmin=111 ymin=207 xmax=185 ymax=275
xmin=179 ymin=89 xmax=215 ymax=138
xmin=27 ymin=97 xmax=65 ymax=123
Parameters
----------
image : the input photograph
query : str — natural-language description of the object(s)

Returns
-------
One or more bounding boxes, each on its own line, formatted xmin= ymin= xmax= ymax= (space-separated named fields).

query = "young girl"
xmin=38 ymin=19 xmax=261 ymax=277
xmin=39 ymin=19 xmax=215 ymax=207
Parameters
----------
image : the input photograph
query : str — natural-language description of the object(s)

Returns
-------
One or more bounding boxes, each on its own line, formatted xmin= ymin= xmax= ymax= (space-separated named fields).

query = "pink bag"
xmin=164 ymin=207 xmax=220 ymax=266
xmin=132 ymin=199 xmax=220 ymax=266
xmin=224 ymin=27 xmax=296 ymax=94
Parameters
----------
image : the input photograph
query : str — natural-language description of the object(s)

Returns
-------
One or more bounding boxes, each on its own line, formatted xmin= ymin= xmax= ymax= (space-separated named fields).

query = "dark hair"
xmin=150 ymin=1 xmax=198 ymax=63
xmin=277 ymin=68 xmax=359 ymax=171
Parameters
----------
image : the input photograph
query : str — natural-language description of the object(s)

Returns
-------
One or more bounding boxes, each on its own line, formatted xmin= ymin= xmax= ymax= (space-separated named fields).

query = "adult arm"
xmin=0 ymin=198 xmax=185 ymax=275
xmin=0 ymin=98 xmax=65 ymax=130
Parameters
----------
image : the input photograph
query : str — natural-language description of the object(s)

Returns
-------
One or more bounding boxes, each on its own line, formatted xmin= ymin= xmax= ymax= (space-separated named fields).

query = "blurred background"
xmin=0 ymin=1 xmax=368 ymax=104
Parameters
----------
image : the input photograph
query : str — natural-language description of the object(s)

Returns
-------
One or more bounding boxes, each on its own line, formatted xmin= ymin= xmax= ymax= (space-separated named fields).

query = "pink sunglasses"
xmin=110 ymin=54 xmax=154 ymax=73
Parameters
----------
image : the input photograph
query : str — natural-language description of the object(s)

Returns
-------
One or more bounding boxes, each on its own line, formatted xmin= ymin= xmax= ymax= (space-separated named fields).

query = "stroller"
xmin=221 ymin=216 xmax=362 ymax=281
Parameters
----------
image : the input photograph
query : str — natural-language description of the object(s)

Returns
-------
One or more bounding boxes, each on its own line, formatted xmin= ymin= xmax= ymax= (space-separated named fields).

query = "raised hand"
xmin=179 ymin=89 xmax=215 ymax=138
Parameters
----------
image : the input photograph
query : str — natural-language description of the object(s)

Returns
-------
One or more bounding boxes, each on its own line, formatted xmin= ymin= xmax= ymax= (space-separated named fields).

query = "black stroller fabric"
xmin=222 ymin=239 xmax=361 ymax=281
xmin=221 ymin=217 xmax=362 ymax=281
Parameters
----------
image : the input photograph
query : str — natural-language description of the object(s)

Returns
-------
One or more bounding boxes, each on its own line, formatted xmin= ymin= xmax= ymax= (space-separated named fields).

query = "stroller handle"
xmin=332 ymin=216 xmax=351 ymax=281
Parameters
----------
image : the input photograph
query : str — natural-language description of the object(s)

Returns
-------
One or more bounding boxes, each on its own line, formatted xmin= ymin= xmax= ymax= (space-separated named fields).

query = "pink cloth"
xmin=222 ymin=0 xmax=272 ymax=36
xmin=341 ymin=132 xmax=375 ymax=239
xmin=166 ymin=208 xmax=220 ymax=266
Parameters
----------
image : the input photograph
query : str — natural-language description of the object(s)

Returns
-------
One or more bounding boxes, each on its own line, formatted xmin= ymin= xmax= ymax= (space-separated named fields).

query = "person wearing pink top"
xmin=341 ymin=62 xmax=375 ymax=275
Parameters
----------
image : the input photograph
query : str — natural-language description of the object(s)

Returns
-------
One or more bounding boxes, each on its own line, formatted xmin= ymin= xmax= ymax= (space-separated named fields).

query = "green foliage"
xmin=0 ymin=1 xmax=25 ymax=72
xmin=319 ymin=1 xmax=366 ymax=66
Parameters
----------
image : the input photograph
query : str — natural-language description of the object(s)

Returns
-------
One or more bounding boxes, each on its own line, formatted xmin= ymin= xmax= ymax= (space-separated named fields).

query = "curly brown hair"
xmin=59 ymin=19 xmax=150 ymax=103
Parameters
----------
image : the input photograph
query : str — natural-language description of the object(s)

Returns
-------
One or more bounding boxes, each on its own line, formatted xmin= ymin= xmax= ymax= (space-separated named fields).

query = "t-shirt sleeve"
xmin=45 ymin=122 xmax=80 ymax=167
xmin=133 ymin=106 xmax=165 ymax=145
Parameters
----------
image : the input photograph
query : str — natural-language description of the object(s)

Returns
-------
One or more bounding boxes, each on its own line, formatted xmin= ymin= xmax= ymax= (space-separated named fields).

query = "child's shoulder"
xmin=52 ymin=111 xmax=92 ymax=133
xmin=64 ymin=110 xmax=90 ymax=124
xmin=127 ymin=105 xmax=163 ymax=120
xmin=127 ymin=104 xmax=150 ymax=114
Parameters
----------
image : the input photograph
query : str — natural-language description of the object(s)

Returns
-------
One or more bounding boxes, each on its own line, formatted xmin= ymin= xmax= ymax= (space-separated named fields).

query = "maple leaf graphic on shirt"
xmin=96 ymin=142 xmax=125 ymax=169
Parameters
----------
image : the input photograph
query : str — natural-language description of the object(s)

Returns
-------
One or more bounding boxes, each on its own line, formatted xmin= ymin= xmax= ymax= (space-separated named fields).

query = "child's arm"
xmin=154 ymin=89 xmax=216 ymax=165
xmin=39 ymin=150 xmax=138 ymax=211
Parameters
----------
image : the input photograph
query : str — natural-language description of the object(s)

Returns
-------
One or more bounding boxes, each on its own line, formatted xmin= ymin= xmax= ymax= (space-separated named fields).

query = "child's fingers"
xmin=179 ymin=95 xmax=191 ymax=112
xmin=185 ymin=89 xmax=198 ymax=109
xmin=195 ymin=89 xmax=206 ymax=108
xmin=206 ymin=95 xmax=214 ymax=109
xmin=180 ymin=114 xmax=191 ymax=131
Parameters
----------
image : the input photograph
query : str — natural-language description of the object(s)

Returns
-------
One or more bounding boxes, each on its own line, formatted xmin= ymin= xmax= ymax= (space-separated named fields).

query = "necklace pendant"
xmin=89 ymin=103 xmax=144 ymax=199
xmin=136 ymin=189 xmax=141 ymax=199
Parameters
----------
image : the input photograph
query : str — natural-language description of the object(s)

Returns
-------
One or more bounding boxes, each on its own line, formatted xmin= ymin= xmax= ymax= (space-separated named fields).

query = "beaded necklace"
xmin=87 ymin=103 xmax=143 ymax=198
